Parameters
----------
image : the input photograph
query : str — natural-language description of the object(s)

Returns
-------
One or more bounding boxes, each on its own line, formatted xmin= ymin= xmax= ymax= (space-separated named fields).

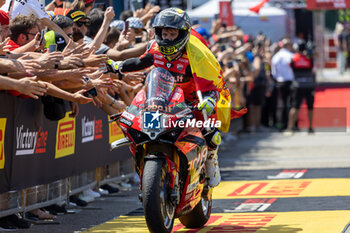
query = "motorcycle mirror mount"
xmin=110 ymin=137 xmax=132 ymax=151
xmin=109 ymin=112 xmax=123 ymax=123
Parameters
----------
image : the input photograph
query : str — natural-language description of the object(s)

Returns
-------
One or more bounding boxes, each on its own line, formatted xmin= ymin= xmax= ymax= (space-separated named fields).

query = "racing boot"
xmin=205 ymin=148 xmax=221 ymax=187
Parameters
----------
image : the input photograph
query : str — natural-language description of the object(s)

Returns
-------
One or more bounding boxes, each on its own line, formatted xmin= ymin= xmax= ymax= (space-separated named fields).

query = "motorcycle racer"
xmin=116 ymin=8 xmax=232 ymax=187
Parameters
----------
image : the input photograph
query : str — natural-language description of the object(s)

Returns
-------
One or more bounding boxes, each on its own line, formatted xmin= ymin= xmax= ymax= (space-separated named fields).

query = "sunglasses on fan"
xmin=76 ymin=20 xmax=90 ymax=27
xmin=133 ymin=28 xmax=143 ymax=34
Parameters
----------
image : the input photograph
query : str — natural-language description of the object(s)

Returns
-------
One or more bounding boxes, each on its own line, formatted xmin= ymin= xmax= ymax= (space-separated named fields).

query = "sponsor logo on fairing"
xmin=154 ymin=54 xmax=163 ymax=59
xmin=120 ymin=117 xmax=133 ymax=127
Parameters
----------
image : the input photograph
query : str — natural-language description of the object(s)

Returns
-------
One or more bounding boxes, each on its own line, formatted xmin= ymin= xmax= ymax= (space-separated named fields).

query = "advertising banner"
xmin=307 ymin=0 xmax=350 ymax=9
xmin=0 ymin=119 xmax=6 ymax=170
xmin=55 ymin=113 xmax=76 ymax=159
xmin=0 ymin=93 xmax=15 ymax=193
xmin=0 ymin=93 xmax=131 ymax=192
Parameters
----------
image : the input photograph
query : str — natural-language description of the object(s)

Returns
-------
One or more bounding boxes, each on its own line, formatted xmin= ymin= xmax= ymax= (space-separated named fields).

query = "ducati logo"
xmin=166 ymin=63 xmax=172 ymax=69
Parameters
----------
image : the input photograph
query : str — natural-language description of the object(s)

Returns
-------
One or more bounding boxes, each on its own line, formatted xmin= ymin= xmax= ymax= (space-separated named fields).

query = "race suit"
xmin=119 ymin=39 xmax=220 ymax=122
xmin=118 ymin=35 xmax=221 ymax=148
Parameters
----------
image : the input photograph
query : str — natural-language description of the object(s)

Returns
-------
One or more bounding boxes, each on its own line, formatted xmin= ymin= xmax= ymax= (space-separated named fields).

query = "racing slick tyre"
xmin=142 ymin=159 xmax=176 ymax=233
xmin=179 ymin=194 xmax=212 ymax=228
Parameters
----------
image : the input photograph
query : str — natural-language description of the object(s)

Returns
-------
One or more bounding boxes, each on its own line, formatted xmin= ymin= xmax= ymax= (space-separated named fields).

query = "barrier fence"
xmin=0 ymin=91 xmax=133 ymax=217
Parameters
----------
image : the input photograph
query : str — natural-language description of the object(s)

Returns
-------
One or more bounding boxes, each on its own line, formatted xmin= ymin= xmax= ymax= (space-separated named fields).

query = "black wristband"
xmin=116 ymin=62 xmax=124 ymax=80
xmin=118 ymin=72 xmax=123 ymax=80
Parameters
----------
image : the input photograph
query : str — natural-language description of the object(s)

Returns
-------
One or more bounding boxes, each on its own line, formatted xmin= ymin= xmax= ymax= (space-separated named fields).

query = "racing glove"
xmin=198 ymin=96 xmax=216 ymax=116
xmin=106 ymin=60 xmax=123 ymax=80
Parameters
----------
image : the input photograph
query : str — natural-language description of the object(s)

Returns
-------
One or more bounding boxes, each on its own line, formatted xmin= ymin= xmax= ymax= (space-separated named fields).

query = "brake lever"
xmin=109 ymin=112 xmax=122 ymax=123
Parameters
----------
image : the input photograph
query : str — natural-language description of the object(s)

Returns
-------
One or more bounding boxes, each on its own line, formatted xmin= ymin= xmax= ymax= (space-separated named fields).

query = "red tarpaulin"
xmin=219 ymin=1 xmax=234 ymax=26
xmin=307 ymin=0 xmax=350 ymax=9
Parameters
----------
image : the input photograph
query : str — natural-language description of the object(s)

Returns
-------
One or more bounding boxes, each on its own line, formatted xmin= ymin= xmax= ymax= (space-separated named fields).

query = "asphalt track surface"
xmin=84 ymin=167 xmax=350 ymax=233
xmin=18 ymin=130 xmax=350 ymax=233
xmin=83 ymin=131 xmax=350 ymax=233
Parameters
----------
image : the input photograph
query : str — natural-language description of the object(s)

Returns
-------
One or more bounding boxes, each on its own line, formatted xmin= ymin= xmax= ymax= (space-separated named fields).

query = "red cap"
xmin=243 ymin=35 xmax=250 ymax=43
xmin=0 ymin=10 xmax=9 ymax=26
xmin=84 ymin=0 xmax=94 ymax=4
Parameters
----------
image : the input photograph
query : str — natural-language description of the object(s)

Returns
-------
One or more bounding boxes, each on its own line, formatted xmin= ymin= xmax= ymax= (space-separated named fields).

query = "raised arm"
xmin=88 ymin=7 xmax=115 ymax=50
xmin=106 ymin=43 xmax=147 ymax=61
xmin=40 ymin=18 xmax=70 ymax=44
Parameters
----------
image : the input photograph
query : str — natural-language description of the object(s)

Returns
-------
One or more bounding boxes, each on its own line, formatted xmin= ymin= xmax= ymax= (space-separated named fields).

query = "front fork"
xmin=138 ymin=151 xmax=181 ymax=206
xmin=165 ymin=153 xmax=180 ymax=206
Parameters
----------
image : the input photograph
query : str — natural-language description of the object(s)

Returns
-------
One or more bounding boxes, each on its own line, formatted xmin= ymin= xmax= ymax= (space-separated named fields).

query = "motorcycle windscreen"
xmin=144 ymin=67 xmax=175 ymax=112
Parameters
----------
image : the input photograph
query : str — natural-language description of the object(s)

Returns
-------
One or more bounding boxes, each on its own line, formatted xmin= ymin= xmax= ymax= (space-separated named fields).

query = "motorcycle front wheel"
xmin=179 ymin=190 xmax=212 ymax=228
xmin=142 ymin=159 xmax=176 ymax=233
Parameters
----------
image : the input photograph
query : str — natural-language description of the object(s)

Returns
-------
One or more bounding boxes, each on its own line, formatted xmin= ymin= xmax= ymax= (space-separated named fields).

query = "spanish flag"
xmin=186 ymin=33 xmax=233 ymax=132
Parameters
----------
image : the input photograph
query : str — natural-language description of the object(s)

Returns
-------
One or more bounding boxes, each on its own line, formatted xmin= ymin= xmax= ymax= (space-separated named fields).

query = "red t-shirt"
xmin=5 ymin=39 xmax=30 ymax=98
xmin=7 ymin=39 xmax=20 ymax=51
xmin=54 ymin=8 xmax=71 ymax=16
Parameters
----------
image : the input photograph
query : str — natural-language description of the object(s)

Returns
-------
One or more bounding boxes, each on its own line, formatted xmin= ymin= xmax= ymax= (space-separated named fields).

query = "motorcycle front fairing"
xmin=119 ymin=68 xmax=207 ymax=167
xmin=117 ymin=69 xmax=189 ymax=164
xmin=118 ymin=68 xmax=191 ymax=145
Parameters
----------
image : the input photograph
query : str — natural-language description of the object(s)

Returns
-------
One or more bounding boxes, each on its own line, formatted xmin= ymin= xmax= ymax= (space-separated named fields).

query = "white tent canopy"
xmin=188 ymin=0 xmax=288 ymax=42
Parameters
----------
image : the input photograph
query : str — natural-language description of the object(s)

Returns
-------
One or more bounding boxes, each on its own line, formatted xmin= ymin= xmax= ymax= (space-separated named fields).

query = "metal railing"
xmin=0 ymin=157 xmax=135 ymax=219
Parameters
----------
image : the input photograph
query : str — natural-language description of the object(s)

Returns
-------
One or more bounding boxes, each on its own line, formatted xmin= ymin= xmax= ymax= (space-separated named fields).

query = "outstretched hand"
xmin=16 ymin=76 xmax=48 ymax=99
xmin=0 ymin=38 xmax=10 ymax=55
xmin=72 ymin=89 xmax=93 ymax=104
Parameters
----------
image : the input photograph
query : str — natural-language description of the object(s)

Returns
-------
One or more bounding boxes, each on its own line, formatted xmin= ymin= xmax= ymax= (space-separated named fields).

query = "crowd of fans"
xmin=195 ymin=21 xmax=314 ymax=134
xmin=0 ymin=0 xmax=315 ymax=229
xmin=334 ymin=21 xmax=350 ymax=76
xmin=0 ymin=0 xmax=155 ymax=119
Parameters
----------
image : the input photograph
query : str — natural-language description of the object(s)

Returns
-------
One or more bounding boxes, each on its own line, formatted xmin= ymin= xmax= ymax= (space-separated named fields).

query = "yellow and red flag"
xmin=186 ymin=33 xmax=233 ymax=132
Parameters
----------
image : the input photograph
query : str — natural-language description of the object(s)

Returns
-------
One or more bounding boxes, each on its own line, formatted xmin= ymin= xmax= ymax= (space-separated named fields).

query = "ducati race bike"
xmin=110 ymin=67 xmax=215 ymax=233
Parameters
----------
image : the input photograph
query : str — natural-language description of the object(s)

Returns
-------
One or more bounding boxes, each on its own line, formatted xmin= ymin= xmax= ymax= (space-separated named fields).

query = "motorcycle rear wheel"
xmin=142 ymin=159 xmax=176 ymax=233
xmin=179 ymin=192 xmax=212 ymax=228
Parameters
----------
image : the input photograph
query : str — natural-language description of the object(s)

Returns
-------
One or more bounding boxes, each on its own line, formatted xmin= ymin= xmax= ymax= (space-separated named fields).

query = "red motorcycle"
xmin=110 ymin=67 xmax=213 ymax=233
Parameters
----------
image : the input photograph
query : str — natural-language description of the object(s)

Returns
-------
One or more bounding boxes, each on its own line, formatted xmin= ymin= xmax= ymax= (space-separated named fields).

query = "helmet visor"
xmin=152 ymin=13 xmax=189 ymax=30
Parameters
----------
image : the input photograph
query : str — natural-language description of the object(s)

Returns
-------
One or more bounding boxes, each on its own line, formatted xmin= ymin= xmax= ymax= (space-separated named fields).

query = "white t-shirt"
xmin=271 ymin=48 xmax=295 ymax=83
xmin=83 ymin=36 xmax=110 ymax=55
xmin=1 ymin=0 xmax=48 ymax=19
